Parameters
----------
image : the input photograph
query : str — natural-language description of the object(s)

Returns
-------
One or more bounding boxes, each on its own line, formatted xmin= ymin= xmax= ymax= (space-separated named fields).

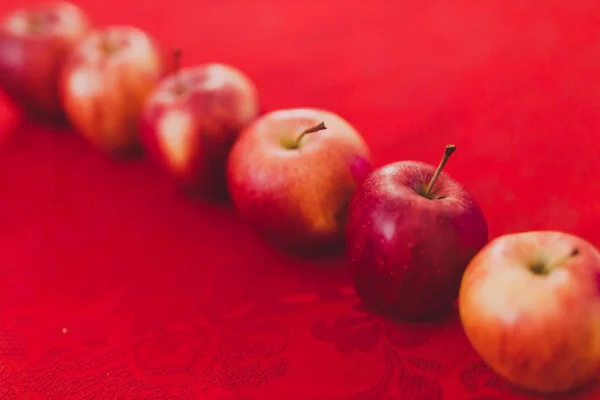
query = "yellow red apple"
xmin=60 ymin=25 xmax=164 ymax=154
xmin=459 ymin=231 xmax=600 ymax=393
xmin=140 ymin=51 xmax=259 ymax=197
xmin=0 ymin=1 xmax=90 ymax=121
xmin=227 ymin=108 xmax=373 ymax=254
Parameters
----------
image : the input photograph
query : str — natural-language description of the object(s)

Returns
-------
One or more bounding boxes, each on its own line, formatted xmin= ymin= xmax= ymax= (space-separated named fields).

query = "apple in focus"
xmin=0 ymin=1 xmax=90 ymax=120
xmin=140 ymin=52 xmax=259 ymax=197
xmin=60 ymin=26 xmax=164 ymax=154
xmin=459 ymin=231 xmax=600 ymax=393
xmin=227 ymin=108 xmax=373 ymax=253
xmin=346 ymin=145 xmax=488 ymax=320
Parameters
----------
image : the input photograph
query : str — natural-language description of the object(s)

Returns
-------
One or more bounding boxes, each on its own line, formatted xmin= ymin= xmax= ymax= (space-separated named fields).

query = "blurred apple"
xmin=60 ymin=25 xmax=164 ymax=155
xmin=227 ymin=108 xmax=373 ymax=254
xmin=0 ymin=1 xmax=90 ymax=121
xmin=459 ymin=231 xmax=600 ymax=393
xmin=140 ymin=51 xmax=259 ymax=197
xmin=346 ymin=145 xmax=488 ymax=320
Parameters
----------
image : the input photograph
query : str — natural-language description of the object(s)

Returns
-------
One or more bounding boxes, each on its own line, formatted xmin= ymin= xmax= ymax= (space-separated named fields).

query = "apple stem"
xmin=295 ymin=122 xmax=327 ymax=148
xmin=29 ymin=12 xmax=45 ymax=33
xmin=424 ymin=144 xmax=456 ymax=198
xmin=552 ymin=248 xmax=579 ymax=269
xmin=171 ymin=49 xmax=186 ymax=94
xmin=99 ymin=32 xmax=120 ymax=55
xmin=531 ymin=248 xmax=580 ymax=275
xmin=172 ymin=49 xmax=182 ymax=75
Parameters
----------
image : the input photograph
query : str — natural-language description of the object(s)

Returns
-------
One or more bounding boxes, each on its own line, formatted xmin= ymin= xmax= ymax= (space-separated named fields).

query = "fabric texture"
xmin=0 ymin=0 xmax=599 ymax=398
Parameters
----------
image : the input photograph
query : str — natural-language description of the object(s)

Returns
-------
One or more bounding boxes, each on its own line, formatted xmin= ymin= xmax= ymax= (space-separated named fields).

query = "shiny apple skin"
xmin=139 ymin=63 xmax=259 ymax=198
xmin=459 ymin=231 xmax=600 ymax=393
xmin=346 ymin=161 xmax=488 ymax=320
xmin=0 ymin=1 xmax=90 ymax=121
xmin=60 ymin=26 xmax=164 ymax=154
xmin=227 ymin=108 xmax=373 ymax=254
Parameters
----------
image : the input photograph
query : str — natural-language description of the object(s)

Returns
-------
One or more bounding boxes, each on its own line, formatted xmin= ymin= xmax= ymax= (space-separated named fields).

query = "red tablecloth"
xmin=1 ymin=0 xmax=600 ymax=399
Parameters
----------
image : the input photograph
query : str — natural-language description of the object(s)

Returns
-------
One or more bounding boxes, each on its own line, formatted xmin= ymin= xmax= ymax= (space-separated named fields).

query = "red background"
xmin=0 ymin=0 xmax=599 ymax=398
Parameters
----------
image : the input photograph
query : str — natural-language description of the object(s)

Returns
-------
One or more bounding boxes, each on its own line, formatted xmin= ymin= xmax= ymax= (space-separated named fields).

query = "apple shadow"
xmin=107 ymin=146 xmax=148 ymax=163
xmin=487 ymin=369 xmax=600 ymax=399
xmin=543 ymin=380 xmax=599 ymax=399
xmin=22 ymin=108 xmax=73 ymax=130
xmin=266 ymin=236 xmax=347 ymax=261
xmin=358 ymin=297 xmax=461 ymax=325
xmin=178 ymin=184 xmax=233 ymax=206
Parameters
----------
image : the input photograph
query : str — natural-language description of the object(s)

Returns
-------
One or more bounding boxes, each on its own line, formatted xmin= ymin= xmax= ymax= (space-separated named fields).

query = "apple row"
xmin=2 ymin=2 xmax=600 ymax=396
xmin=0 ymin=2 xmax=374 ymax=251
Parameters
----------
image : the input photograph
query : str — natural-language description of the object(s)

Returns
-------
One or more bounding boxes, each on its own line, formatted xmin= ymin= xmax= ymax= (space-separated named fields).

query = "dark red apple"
xmin=60 ymin=25 xmax=164 ymax=155
xmin=227 ymin=108 xmax=373 ymax=254
xmin=459 ymin=231 xmax=600 ymax=393
xmin=0 ymin=1 xmax=90 ymax=121
xmin=139 ymin=51 xmax=259 ymax=197
xmin=346 ymin=145 xmax=488 ymax=320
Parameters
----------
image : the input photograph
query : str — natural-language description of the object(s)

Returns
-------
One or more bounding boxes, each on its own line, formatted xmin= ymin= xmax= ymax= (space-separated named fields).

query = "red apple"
xmin=60 ymin=25 xmax=164 ymax=154
xmin=459 ymin=231 xmax=600 ymax=393
xmin=0 ymin=1 xmax=90 ymax=121
xmin=227 ymin=108 xmax=373 ymax=253
xmin=346 ymin=145 xmax=488 ymax=320
xmin=139 ymin=51 xmax=259 ymax=197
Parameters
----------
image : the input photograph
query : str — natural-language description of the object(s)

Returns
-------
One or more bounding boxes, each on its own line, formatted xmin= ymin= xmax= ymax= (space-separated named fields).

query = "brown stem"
xmin=171 ymin=49 xmax=186 ymax=94
xmin=295 ymin=122 xmax=327 ymax=148
xmin=424 ymin=144 xmax=456 ymax=198
xmin=28 ymin=12 xmax=45 ymax=34
xmin=552 ymin=248 xmax=579 ymax=268
xmin=530 ymin=248 xmax=579 ymax=275
xmin=172 ymin=49 xmax=182 ymax=75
